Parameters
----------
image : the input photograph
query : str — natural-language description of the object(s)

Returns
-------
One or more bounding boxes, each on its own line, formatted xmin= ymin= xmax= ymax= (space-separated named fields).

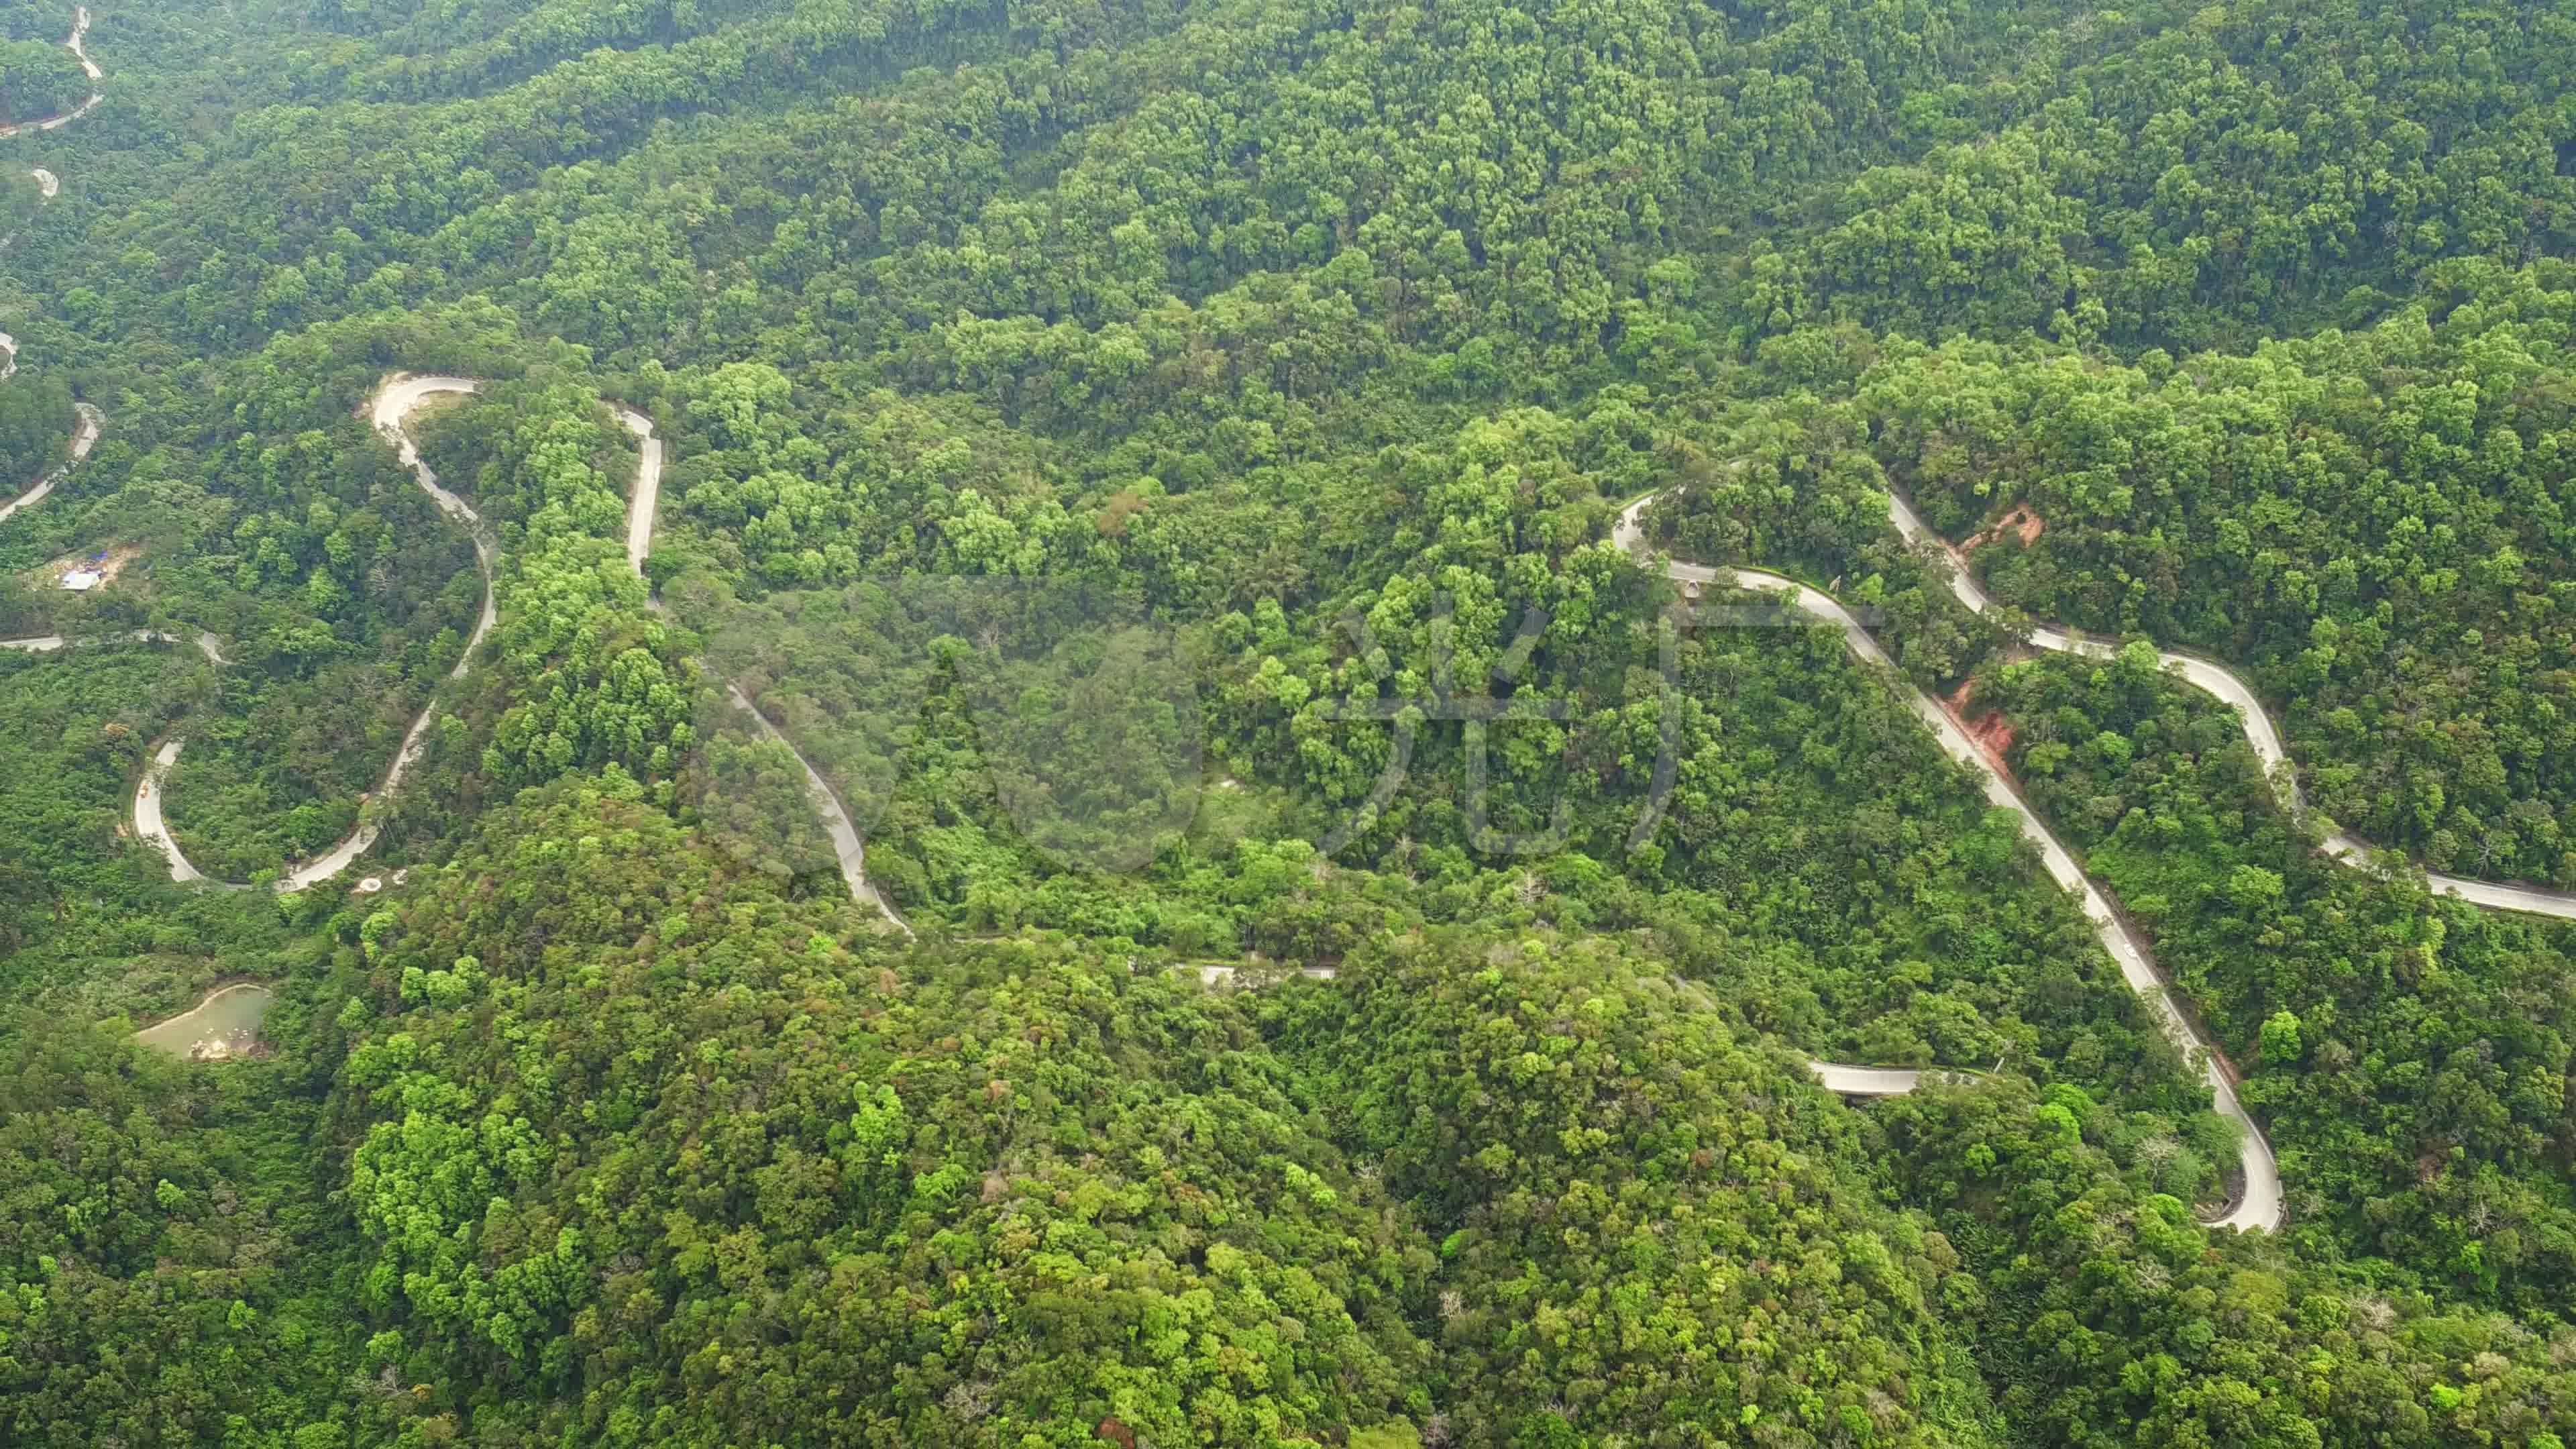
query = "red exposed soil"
xmin=1946 ymin=677 xmax=2019 ymax=777
xmin=1965 ymin=503 xmax=2047 ymax=553
xmin=2209 ymin=1042 xmax=2248 ymax=1087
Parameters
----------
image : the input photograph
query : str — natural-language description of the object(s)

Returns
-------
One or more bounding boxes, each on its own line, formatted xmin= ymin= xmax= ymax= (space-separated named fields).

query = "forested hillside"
xmin=7 ymin=0 xmax=2576 ymax=1444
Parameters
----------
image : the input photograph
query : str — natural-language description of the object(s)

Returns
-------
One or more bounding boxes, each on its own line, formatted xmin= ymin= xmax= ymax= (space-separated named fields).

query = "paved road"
xmin=608 ymin=395 xmax=906 ymax=932
xmin=2 ymin=629 xmax=225 ymax=659
xmin=0 ymin=0 xmax=2365 ymax=1228
xmin=13 ymin=42 xmax=71 ymax=241
xmin=133 ymin=738 xmax=216 ymax=887
xmin=0 ymin=6 xmax=101 ymax=495
xmin=368 ymin=376 xmax=500 ymax=682
xmin=614 ymin=402 xmax=661 ymax=572
xmin=1615 ymin=493 xmax=2285 ymax=1232
xmin=1 ymin=39 xmax=502 ymax=892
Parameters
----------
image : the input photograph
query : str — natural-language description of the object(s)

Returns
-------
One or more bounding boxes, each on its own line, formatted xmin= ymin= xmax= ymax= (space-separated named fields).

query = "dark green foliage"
xmin=0 ymin=1013 xmax=372 ymax=1448
xmin=340 ymin=773 xmax=1436 ymax=1444
xmin=0 ymin=35 xmax=82 ymax=121
xmin=1874 ymin=1083 xmax=2576 ymax=1448
xmin=0 ymin=374 xmax=69 ymax=490
xmin=1648 ymin=263 xmax=2576 ymax=885
xmin=1316 ymin=931 xmax=2002 ymax=1446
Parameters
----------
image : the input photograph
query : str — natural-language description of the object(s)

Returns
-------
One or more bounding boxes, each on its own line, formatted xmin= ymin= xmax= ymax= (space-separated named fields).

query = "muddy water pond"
xmin=133 ymin=982 xmax=274 ymax=1061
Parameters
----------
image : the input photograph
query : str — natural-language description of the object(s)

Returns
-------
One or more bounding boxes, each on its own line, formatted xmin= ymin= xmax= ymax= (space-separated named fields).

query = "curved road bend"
xmin=0 ymin=7 xmax=103 ymax=139
xmin=0 ymin=3 xmax=2317 ymax=1224
xmin=0 ymin=400 xmax=98 ymax=521
xmin=0 ymin=7 xmax=105 ymax=505
xmin=603 ymin=394 xmax=907 ymax=934
xmin=0 ymin=3 xmax=906 ymax=930
xmin=124 ymin=375 xmax=501 ymax=893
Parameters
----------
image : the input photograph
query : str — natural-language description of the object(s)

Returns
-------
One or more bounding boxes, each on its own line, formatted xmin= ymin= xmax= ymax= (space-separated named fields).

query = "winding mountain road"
xmin=0 ymin=3 xmax=1938 ymax=1116
xmin=616 ymin=395 xmax=901 ymax=930
xmin=120 ymin=376 xmax=908 ymax=931
xmin=5 ymin=9 xmax=82 ymax=247
xmin=1615 ymin=493 xmax=2286 ymax=1232
xmin=608 ymin=398 xmax=905 ymax=932
xmin=20 ymin=0 xmax=2561 ymax=1232
xmin=0 ymin=8 xmax=106 ymax=511
xmin=1607 ymin=464 xmax=2576 ymax=1223
xmin=0 ymin=11 xmax=113 ymax=616
xmin=1878 ymin=492 xmax=2576 ymax=922
xmin=123 ymin=376 xmax=500 ymax=892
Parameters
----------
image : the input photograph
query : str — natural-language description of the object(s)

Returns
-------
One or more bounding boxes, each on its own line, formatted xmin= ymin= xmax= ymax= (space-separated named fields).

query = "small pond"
xmin=134 ymin=982 xmax=275 ymax=1061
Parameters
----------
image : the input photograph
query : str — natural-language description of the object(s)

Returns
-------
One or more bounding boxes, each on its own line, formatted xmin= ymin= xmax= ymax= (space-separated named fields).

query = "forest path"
xmin=1614 ymin=493 xmax=2284 ymax=1233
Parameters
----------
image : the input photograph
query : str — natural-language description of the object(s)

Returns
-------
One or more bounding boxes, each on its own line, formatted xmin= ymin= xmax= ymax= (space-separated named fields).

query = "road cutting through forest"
xmin=0 ymin=7 xmax=100 ymax=142
xmin=0 ymin=399 xmax=96 ymax=521
xmin=119 ymin=374 xmax=906 ymax=933
xmin=0 ymin=9 xmax=103 ymax=511
xmin=1615 ymin=493 xmax=2304 ymax=1229
xmin=1877 ymin=491 xmax=2576 ymax=922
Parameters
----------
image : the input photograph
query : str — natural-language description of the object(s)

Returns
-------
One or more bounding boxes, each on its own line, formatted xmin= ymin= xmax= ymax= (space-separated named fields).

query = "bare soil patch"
xmin=1966 ymin=503 xmax=2047 ymax=552
xmin=29 ymin=539 xmax=142 ymax=589
xmin=1947 ymin=676 xmax=2019 ymax=775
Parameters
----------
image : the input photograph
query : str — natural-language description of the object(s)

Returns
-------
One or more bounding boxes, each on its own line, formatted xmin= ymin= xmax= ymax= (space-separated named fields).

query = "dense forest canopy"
xmin=0 ymin=36 xmax=83 ymax=121
xmin=7 ymin=0 xmax=2576 ymax=1444
xmin=0 ymin=370 xmax=68 ymax=483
